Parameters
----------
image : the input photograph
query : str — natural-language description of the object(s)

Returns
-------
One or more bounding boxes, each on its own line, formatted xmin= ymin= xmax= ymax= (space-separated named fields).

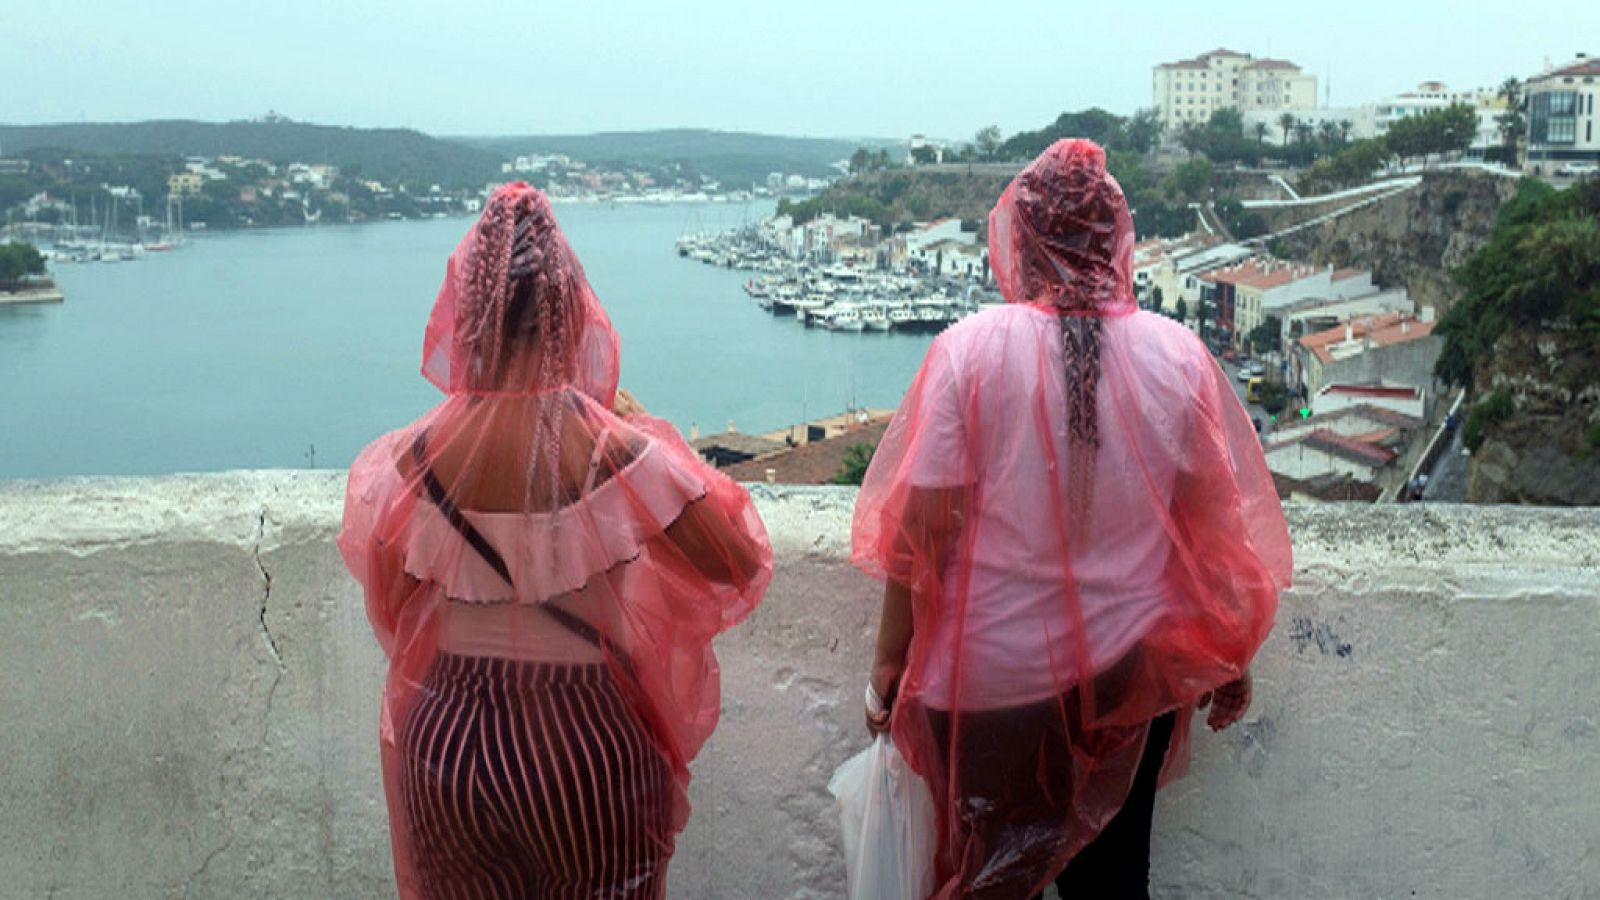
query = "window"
xmin=1532 ymin=91 xmax=1581 ymax=145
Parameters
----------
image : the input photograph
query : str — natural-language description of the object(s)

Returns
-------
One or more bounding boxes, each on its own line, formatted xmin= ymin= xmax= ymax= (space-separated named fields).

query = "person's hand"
xmin=865 ymin=664 xmax=900 ymax=737
xmin=1199 ymin=668 xmax=1252 ymax=732
xmin=613 ymin=388 xmax=645 ymax=418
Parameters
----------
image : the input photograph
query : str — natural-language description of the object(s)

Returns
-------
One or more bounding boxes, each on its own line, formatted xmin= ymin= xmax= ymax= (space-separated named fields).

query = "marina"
xmin=677 ymin=224 xmax=999 ymax=335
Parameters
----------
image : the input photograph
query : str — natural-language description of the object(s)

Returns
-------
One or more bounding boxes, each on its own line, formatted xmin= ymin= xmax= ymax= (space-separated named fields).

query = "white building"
xmin=1312 ymin=383 xmax=1427 ymax=419
xmin=1153 ymin=48 xmax=1318 ymax=131
xmin=913 ymin=239 xmax=988 ymax=280
xmin=906 ymin=134 xmax=946 ymax=165
xmin=1132 ymin=234 xmax=1217 ymax=308
xmin=1294 ymin=314 xmax=1441 ymax=402
xmin=1148 ymin=241 xmax=1255 ymax=322
xmin=1264 ymin=427 xmax=1398 ymax=483
xmin=1523 ymin=54 xmax=1600 ymax=174
xmin=903 ymin=219 xmax=970 ymax=257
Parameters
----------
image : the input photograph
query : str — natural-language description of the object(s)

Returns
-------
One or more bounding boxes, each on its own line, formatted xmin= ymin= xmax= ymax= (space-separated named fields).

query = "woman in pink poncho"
xmin=338 ymin=183 xmax=772 ymax=899
xmin=853 ymin=140 xmax=1292 ymax=898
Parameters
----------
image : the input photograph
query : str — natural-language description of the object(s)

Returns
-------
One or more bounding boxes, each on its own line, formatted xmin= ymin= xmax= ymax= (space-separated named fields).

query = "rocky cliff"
xmin=1266 ymin=171 xmax=1519 ymax=315
xmin=1467 ymin=327 xmax=1600 ymax=505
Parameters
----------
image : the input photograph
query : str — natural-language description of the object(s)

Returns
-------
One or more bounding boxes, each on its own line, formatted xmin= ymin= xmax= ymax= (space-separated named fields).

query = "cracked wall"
xmin=1 ymin=474 xmax=1597 ymax=898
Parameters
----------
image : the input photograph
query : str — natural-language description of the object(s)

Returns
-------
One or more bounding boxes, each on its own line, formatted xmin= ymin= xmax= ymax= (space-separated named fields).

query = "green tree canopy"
xmin=0 ymin=241 xmax=47 ymax=283
xmin=1436 ymin=177 xmax=1600 ymax=388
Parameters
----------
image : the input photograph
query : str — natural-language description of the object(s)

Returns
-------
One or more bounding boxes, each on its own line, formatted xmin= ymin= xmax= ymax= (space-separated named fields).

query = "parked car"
xmin=1556 ymin=162 xmax=1599 ymax=178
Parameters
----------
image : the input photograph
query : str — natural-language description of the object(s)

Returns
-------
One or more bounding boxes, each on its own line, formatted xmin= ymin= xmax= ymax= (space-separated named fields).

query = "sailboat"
xmin=143 ymin=193 xmax=184 ymax=252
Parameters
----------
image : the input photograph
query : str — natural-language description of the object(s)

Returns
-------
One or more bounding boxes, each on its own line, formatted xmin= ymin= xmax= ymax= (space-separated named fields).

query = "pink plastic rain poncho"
xmin=338 ymin=183 xmax=772 ymax=900
xmin=851 ymin=140 xmax=1291 ymax=897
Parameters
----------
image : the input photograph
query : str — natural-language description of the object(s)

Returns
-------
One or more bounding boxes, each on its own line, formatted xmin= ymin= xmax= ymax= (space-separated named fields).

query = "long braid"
xmin=1059 ymin=315 xmax=1102 ymax=543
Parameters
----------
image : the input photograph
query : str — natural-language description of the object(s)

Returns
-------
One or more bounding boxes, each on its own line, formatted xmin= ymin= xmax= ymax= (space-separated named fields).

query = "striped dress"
xmin=398 ymin=653 xmax=674 ymax=899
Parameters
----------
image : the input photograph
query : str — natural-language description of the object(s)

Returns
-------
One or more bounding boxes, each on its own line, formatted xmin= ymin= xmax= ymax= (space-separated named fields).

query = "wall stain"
xmin=1288 ymin=616 xmax=1353 ymax=658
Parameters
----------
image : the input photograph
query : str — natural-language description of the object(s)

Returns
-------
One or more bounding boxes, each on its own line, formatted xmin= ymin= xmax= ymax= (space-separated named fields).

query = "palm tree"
xmin=1496 ymin=77 xmax=1525 ymax=167
xmin=1294 ymin=120 xmax=1315 ymax=146
xmin=1253 ymin=122 xmax=1269 ymax=145
xmin=1338 ymin=120 xmax=1353 ymax=144
xmin=1318 ymin=120 xmax=1340 ymax=147
xmin=1278 ymin=112 xmax=1296 ymax=147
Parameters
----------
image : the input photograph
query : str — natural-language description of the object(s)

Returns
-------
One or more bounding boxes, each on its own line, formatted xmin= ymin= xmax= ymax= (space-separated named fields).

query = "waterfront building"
xmin=167 ymin=172 xmax=205 ymax=197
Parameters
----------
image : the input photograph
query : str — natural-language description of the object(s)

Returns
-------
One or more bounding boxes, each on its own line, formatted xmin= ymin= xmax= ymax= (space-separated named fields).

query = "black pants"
xmin=1038 ymin=711 xmax=1176 ymax=900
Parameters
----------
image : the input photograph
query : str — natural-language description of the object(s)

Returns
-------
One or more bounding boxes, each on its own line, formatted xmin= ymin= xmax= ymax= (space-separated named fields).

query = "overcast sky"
xmin=3 ymin=1 xmax=1594 ymax=140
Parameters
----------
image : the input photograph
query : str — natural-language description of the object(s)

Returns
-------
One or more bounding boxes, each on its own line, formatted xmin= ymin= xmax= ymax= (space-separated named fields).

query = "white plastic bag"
xmin=828 ymin=735 xmax=938 ymax=900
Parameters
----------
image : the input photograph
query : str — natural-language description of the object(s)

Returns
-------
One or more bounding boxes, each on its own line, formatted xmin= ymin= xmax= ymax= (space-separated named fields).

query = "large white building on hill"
xmin=1153 ymin=48 xmax=1319 ymax=131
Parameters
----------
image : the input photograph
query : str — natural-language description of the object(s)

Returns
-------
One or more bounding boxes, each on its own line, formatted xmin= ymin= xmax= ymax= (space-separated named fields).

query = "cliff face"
xmin=1267 ymin=171 xmax=1518 ymax=315
xmin=1468 ymin=327 xmax=1600 ymax=505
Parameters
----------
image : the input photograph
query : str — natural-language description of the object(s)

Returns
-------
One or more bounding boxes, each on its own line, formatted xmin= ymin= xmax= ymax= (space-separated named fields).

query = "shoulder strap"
xmin=411 ymin=432 xmax=513 ymax=586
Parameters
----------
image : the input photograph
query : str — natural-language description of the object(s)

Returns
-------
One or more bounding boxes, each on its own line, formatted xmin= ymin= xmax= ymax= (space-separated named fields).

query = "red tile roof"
xmin=1267 ymin=429 xmax=1397 ymax=467
xmin=1245 ymin=59 xmax=1301 ymax=71
xmin=1274 ymin=403 xmax=1425 ymax=435
xmin=1271 ymin=472 xmax=1383 ymax=503
xmin=1198 ymin=258 xmax=1320 ymax=290
xmin=1331 ymin=267 xmax=1365 ymax=282
xmin=1298 ymin=314 xmax=1438 ymax=364
xmin=1542 ymin=57 xmax=1600 ymax=80
xmin=1321 ymin=384 xmax=1421 ymax=400
xmin=720 ymin=421 xmax=891 ymax=485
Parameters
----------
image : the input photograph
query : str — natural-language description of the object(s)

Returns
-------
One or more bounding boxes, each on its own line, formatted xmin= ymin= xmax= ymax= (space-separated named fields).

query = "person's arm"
xmin=865 ymin=579 xmax=913 ymax=735
xmin=662 ymin=496 xmax=764 ymax=587
xmin=616 ymin=386 xmax=765 ymax=588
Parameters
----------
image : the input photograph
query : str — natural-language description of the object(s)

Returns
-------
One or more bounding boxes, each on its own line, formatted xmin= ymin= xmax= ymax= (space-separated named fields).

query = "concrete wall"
xmin=1314 ymin=336 xmax=1444 ymax=400
xmin=2 ymin=474 xmax=1597 ymax=899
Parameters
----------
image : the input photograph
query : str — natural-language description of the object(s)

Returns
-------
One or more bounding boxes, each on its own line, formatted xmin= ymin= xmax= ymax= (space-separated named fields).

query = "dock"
xmin=0 ymin=286 xmax=65 ymax=306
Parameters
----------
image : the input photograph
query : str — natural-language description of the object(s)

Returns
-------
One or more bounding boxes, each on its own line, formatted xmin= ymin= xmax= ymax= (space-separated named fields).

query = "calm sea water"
xmin=0 ymin=202 xmax=936 ymax=479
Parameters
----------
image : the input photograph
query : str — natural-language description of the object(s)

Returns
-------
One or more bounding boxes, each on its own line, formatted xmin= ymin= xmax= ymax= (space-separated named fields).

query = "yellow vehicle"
xmin=1246 ymin=377 xmax=1265 ymax=404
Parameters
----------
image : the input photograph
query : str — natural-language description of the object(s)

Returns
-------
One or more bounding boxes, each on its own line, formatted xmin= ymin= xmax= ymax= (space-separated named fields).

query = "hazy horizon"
xmin=3 ymin=0 xmax=1596 ymax=141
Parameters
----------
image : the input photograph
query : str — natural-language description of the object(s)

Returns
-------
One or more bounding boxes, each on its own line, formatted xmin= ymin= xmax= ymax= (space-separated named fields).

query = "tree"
xmin=1294 ymin=120 xmax=1315 ymax=146
xmin=1436 ymin=103 xmax=1478 ymax=158
xmin=1318 ymin=120 xmax=1341 ymax=147
xmin=1248 ymin=315 xmax=1284 ymax=355
xmin=849 ymin=147 xmax=871 ymax=175
xmin=1435 ymin=177 xmax=1600 ymax=389
xmin=1496 ymin=78 xmax=1525 ymax=167
xmin=1338 ymin=120 xmax=1354 ymax=144
xmin=0 ymin=241 xmax=47 ymax=284
xmin=1253 ymin=122 xmax=1269 ymax=145
xmin=909 ymin=145 xmax=938 ymax=166
xmin=1163 ymin=158 xmax=1214 ymax=203
xmin=1278 ymin=112 xmax=1296 ymax=147
xmin=1123 ymin=108 xmax=1164 ymax=155
xmin=974 ymin=125 xmax=1002 ymax=161
xmin=832 ymin=443 xmax=877 ymax=485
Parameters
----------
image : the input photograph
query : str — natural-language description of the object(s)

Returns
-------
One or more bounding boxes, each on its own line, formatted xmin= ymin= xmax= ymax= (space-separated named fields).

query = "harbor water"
xmin=0 ymin=201 xmax=938 ymax=479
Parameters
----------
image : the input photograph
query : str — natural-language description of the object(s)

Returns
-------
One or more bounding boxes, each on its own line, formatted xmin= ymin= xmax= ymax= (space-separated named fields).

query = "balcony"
xmin=1 ymin=473 xmax=1595 ymax=898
